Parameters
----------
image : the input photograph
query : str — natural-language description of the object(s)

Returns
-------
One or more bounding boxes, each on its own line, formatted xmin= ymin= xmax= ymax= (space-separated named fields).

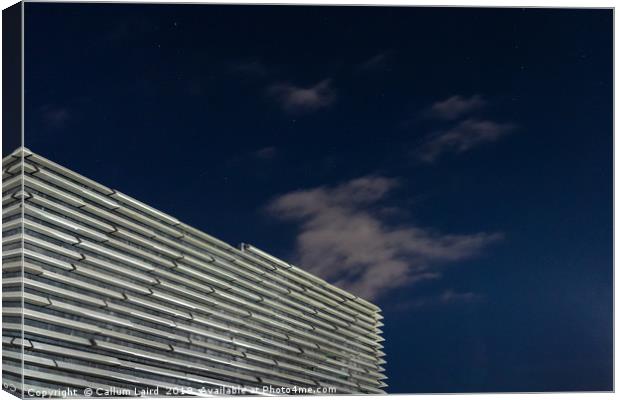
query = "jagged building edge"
xmin=2 ymin=146 xmax=387 ymax=397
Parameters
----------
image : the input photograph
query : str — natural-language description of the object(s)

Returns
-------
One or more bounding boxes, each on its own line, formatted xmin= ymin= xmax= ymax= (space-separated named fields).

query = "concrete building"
xmin=2 ymin=147 xmax=386 ymax=397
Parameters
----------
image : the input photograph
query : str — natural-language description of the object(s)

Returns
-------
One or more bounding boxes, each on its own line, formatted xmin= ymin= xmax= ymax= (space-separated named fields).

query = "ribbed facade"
xmin=2 ymin=147 xmax=386 ymax=397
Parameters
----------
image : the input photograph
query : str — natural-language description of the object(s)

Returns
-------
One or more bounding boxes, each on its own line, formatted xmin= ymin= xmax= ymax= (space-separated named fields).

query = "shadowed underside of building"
xmin=2 ymin=147 xmax=387 ymax=397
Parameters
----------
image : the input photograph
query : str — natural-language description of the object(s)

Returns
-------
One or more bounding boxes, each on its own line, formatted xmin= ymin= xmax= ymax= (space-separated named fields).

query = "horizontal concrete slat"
xmin=4 ymin=148 xmax=387 ymax=392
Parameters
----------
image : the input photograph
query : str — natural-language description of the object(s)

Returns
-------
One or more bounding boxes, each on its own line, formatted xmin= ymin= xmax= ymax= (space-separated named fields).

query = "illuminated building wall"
xmin=2 ymin=147 xmax=386 ymax=397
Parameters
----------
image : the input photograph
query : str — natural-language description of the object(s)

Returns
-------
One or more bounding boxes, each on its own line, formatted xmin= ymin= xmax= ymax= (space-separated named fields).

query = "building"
xmin=2 ymin=147 xmax=387 ymax=397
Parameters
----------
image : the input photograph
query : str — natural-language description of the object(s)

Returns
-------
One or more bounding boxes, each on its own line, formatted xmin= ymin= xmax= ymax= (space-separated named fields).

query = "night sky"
xmin=22 ymin=4 xmax=612 ymax=393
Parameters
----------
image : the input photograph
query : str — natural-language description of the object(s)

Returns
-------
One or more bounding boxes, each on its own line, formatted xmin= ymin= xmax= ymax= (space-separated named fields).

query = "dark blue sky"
xmin=22 ymin=4 xmax=612 ymax=393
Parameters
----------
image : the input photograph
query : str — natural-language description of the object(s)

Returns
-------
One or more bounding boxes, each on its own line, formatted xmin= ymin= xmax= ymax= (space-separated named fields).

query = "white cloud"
xmin=40 ymin=105 xmax=71 ymax=128
xmin=267 ymin=79 xmax=336 ymax=114
xmin=254 ymin=146 xmax=278 ymax=160
xmin=233 ymin=60 xmax=269 ymax=77
xmin=440 ymin=289 xmax=484 ymax=304
xmin=428 ymin=94 xmax=486 ymax=120
xmin=417 ymin=118 xmax=515 ymax=163
xmin=393 ymin=289 xmax=484 ymax=310
xmin=357 ymin=52 xmax=389 ymax=71
xmin=267 ymin=176 xmax=502 ymax=300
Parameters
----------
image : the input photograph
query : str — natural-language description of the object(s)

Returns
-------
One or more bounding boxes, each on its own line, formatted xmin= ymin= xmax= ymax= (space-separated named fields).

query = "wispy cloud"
xmin=267 ymin=176 xmax=502 ymax=300
xmin=440 ymin=289 xmax=484 ymax=304
xmin=226 ymin=146 xmax=279 ymax=169
xmin=357 ymin=52 xmax=389 ymax=72
xmin=393 ymin=289 xmax=485 ymax=310
xmin=40 ymin=105 xmax=71 ymax=129
xmin=427 ymin=94 xmax=486 ymax=120
xmin=417 ymin=119 xmax=515 ymax=163
xmin=254 ymin=146 xmax=278 ymax=160
xmin=267 ymin=79 xmax=336 ymax=114
xmin=233 ymin=60 xmax=269 ymax=77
